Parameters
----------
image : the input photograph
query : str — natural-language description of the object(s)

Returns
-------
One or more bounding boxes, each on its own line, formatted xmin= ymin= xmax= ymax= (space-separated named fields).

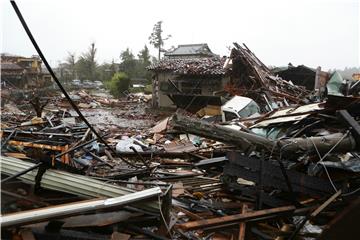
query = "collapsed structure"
xmin=1 ymin=39 xmax=360 ymax=239
xmin=224 ymin=43 xmax=311 ymax=110
xmin=0 ymin=53 xmax=52 ymax=89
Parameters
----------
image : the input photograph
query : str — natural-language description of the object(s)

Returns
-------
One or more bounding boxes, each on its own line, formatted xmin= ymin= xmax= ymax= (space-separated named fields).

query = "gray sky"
xmin=1 ymin=0 xmax=359 ymax=70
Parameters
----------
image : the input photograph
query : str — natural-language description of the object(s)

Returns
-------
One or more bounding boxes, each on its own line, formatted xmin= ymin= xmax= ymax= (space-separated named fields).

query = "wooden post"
xmin=238 ymin=204 xmax=248 ymax=240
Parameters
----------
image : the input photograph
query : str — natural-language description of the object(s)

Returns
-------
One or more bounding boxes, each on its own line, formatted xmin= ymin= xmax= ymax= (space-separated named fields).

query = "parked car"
xmin=72 ymin=79 xmax=81 ymax=86
xmin=94 ymin=81 xmax=103 ymax=87
xmin=83 ymin=80 xmax=92 ymax=85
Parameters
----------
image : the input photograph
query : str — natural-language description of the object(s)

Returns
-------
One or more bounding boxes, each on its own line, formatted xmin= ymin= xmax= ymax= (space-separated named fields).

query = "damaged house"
xmin=0 ymin=53 xmax=52 ymax=89
xmin=148 ymin=44 xmax=229 ymax=111
xmin=224 ymin=43 xmax=310 ymax=111
xmin=272 ymin=64 xmax=330 ymax=91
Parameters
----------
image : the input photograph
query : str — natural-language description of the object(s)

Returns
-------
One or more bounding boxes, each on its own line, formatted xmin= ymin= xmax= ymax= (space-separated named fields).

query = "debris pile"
xmin=2 ymin=48 xmax=360 ymax=240
xmin=3 ymin=2 xmax=358 ymax=238
xmin=225 ymin=43 xmax=310 ymax=109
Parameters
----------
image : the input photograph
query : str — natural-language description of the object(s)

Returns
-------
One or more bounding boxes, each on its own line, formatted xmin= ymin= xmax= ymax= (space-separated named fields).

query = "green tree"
xmin=66 ymin=52 xmax=76 ymax=77
xmin=149 ymin=21 xmax=171 ymax=60
xmin=97 ymin=63 xmax=111 ymax=82
xmin=109 ymin=59 xmax=117 ymax=76
xmin=119 ymin=48 xmax=137 ymax=78
xmin=105 ymin=72 xmax=131 ymax=97
xmin=137 ymin=45 xmax=152 ymax=81
xmin=138 ymin=45 xmax=151 ymax=66
xmin=77 ymin=42 xmax=98 ymax=80
xmin=75 ymin=57 xmax=91 ymax=80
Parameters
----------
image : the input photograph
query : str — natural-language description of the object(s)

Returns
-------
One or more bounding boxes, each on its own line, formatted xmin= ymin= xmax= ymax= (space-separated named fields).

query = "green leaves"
xmin=105 ymin=72 xmax=131 ymax=97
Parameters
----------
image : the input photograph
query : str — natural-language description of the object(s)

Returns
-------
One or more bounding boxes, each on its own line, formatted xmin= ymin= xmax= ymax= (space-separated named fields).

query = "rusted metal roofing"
xmin=147 ymin=57 xmax=226 ymax=75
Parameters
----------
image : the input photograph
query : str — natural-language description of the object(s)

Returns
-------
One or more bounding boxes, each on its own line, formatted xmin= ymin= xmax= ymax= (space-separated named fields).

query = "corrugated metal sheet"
xmin=0 ymin=156 xmax=159 ymax=211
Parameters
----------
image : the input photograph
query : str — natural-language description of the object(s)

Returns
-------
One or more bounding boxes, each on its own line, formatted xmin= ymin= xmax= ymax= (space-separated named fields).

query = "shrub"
xmin=105 ymin=72 xmax=130 ymax=97
xmin=144 ymin=84 xmax=153 ymax=94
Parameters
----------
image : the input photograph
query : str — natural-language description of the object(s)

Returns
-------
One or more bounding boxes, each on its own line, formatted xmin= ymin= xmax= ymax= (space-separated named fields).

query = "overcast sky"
xmin=1 ymin=0 xmax=359 ymax=70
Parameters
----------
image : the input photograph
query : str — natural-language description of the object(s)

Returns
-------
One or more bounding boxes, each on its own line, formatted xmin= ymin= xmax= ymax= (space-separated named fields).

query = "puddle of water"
xmin=69 ymin=103 xmax=155 ymax=129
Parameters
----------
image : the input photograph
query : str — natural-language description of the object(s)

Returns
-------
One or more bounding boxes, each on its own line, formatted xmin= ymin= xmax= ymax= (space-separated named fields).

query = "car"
xmin=94 ymin=80 xmax=103 ymax=87
xmin=83 ymin=80 xmax=92 ymax=85
xmin=72 ymin=79 xmax=81 ymax=86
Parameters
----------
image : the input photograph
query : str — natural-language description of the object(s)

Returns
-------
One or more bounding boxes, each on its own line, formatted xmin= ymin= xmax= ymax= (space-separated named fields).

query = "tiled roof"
xmin=147 ymin=57 xmax=226 ymax=75
xmin=165 ymin=44 xmax=216 ymax=57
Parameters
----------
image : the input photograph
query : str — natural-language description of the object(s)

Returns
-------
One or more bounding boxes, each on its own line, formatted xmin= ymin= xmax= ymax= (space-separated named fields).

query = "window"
xmin=224 ymin=111 xmax=238 ymax=121
xmin=238 ymin=101 xmax=260 ymax=118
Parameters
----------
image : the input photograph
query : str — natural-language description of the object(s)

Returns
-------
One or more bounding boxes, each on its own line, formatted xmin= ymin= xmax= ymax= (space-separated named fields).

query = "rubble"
xmin=1 ymin=3 xmax=359 ymax=237
xmin=225 ymin=43 xmax=310 ymax=110
xmin=2 ymin=82 xmax=359 ymax=239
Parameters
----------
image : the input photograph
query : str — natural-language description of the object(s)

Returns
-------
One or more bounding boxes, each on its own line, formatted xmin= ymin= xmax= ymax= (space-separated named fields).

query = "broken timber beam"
xmin=278 ymin=132 xmax=357 ymax=154
xmin=7 ymin=140 xmax=66 ymax=151
xmin=238 ymin=204 xmax=248 ymax=240
xmin=288 ymin=190 xmax=342 ymax=239
xmin=172 ymin=114 xmax=273 ymax=152
xmin=176 ymin=205 xmax=303 ymax=231
xmin=172 ymin=114 xmax=357 ymax=155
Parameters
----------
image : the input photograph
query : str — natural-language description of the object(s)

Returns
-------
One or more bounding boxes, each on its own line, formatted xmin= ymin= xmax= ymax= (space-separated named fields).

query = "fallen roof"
xmin=226 ymin=43 xmax=309 ymax=104
xmin=147 ymin=57 xmax=226 ymax=75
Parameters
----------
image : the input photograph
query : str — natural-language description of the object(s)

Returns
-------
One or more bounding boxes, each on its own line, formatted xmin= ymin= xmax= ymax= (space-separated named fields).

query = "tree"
xmin=138 ymin=45 xmax=151 ymax=66
xmin=149 ymin=21 xmax=171 ymax=60
xmin=65 ymin=52 xmax=77 ymax=80
xmin=77 ymin=42 xmax=98 ymax=81
xmin=119 ymin=48 xmax=137 ymax=78
xmin=137 ymin=45 xmax=152 ymax=81
xmin=105 ymin=72 xmax=131 ymax=97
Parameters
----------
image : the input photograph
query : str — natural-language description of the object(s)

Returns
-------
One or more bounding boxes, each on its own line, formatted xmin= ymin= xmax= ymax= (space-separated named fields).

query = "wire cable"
xmin=310 ymin=137 xmax=338 ymax=193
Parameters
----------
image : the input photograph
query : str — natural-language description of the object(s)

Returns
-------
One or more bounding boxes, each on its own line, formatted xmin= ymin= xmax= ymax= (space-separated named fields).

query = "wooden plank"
xmin=177 ymin=205 xmax=296 ymax=231
xmin=173 ymin=206 xmax=203 ymax=220
xmin=238 ymin=204 xmax=248 ymax=240
xmin=288 ymin=190 xmax=342 ymax=239
xmin=7 ymin=140 xmax=65 ymax=151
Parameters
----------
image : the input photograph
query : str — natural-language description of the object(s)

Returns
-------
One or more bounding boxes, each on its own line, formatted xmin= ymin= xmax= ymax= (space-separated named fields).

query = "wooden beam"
xmin=238 ymin=204 xmax=248 ymax=240
xmin=177 ymin=205 xmax=296 ymax=231
xmin=7 ymin=140 xmax=65 ymax=151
